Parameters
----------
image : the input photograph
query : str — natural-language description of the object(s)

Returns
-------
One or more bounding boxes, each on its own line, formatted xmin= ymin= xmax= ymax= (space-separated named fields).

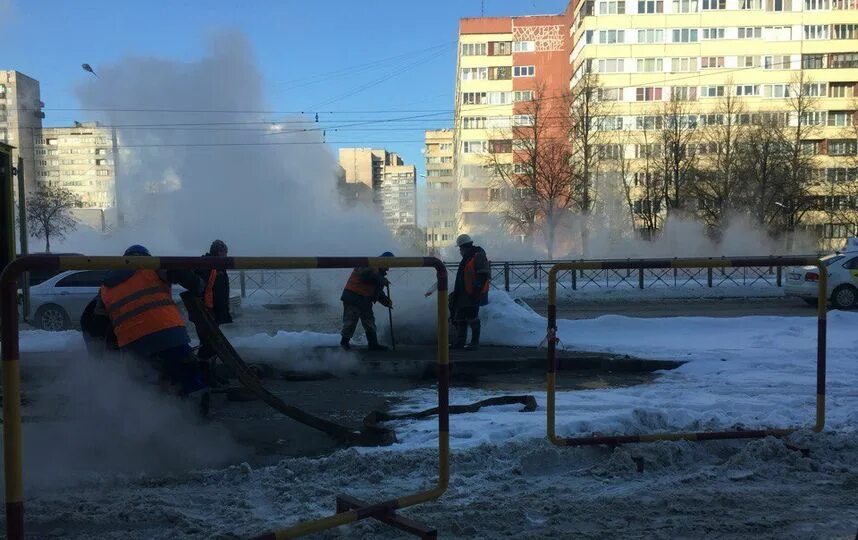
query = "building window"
xmin=741 ymin=0 xmax=763 ymax=8
xmin=488 ymin=91 xmax=513 ymax=104
xmin=488 ymin=66 xmax=511 ymax=80
xmin=635 ymin=144 xmax=662 ymax=158
xmin=462 ymin=141 xmax=488 ymax=154
xmin=513 ymin=90 xmax=534 ymax=102
xmin=827 ymin=168 xmax=858 ymax=183
xmin=829 ymin=139 xmax=858 ymax=155
xmin=700 ymin=56 xmax=725 ymax=69
xmin=833 ymin=0 xmax=858 ymax=8
xmin=764 ymin=26 xmax=792 ymax=40
xmin=800 ymin=111 xmax=827 ymax=126
xmin=597 ymin=144 xmax=624 ymax=160
xmin=701 ymin=0 xmax=726 ymax=8
xmin=461 ymin=67 xmax=488 ymax=80
xmin=597 ymin=116 xmax=625 ymax=130
xmin=636 ymin=87 xmax=663 ymax=101
xmin=763 ymin=84 xmax=790 ymax=98
xmin=489 ymin=41 xmax=512 ymax=55
xmin=673 ymin=86 xmax=698 ymax=101
xmin=803 ymin=83 xmax=827 ymax=96
xmin=736 ymin=84 xmax=761 ymax=96
xmin=672 ymin=0 xmax=698 ymax=12
xmin=830 ymin=53 xmax=858 ymax=68
xmin=738 ymin=56 xmax=760 ymax=68
xmin=763 ymin=55 xmax=791 ymax=70
xmin=804 ymin=0 xmax=830 ymax=7
xmin=636 ymin=115 xmax=664 ymax=130
xmin=461 ymin=43 xmax=487 ymax=56
xmin=672 ymin=28 xmax=699 ymax=42
xmin=833 ymin=24 xmax=858 ymax=39
xmin=700 ymin=86 xmax=725 ymax=98
xmin=462 ymin=92 xmax=487 ymax=105
xmin=637 ymin=58 xmax=664 ymax=72
xmin=462 ymin=116 xmax=487 ymax=129
xmin=513 ymin=41 xmax=536 ymax=52
xmin=513 ymin=163 xmax=534 ymax=174
xmin=801 ymin=140 xmax=822 ymax=155
xmin=598 ymin=87 xmax=623 ymax=101
xmin=486 ymin=116 xmax=511 ymax=129
xmin=802 ymin=54 xmax=825 ymax=69
xmin=597 ymin=58 xmax=625 ymax=73
xmin=513 ymin=114 xmax=535 ymax=126
xmin=513 ymin=65 xmax=535 ymax=77
xmin=638 ymin=0 xmax=664 ymax=12
xmin=702 ymin=28 xmax=725 ymax=39
xmin=765 ymin=0 xmax=785 ymax=10
xmin=637 ymin=29 xmax=664 ymax=43
xmin=599 ymin=29 xmax=625 ymax=43
xmin=738 ymin=27 xmax=762 ymax=39
xmin=670 ymin=57 xmax=696 ymax=72
xmin=599 ymin=0 xmax=627 ymax=12
xmin=829 ymin=83 xmax=856 ymax=98
xmin=804 ymin=25 xmax=829 ymax=40
xmin=828 ymin=111 xmax=855 ymax=127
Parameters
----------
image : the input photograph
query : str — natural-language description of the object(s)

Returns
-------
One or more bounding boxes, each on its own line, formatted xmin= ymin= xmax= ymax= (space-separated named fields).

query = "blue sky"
xmin=2 ymin=0 xmax=567 ymax=222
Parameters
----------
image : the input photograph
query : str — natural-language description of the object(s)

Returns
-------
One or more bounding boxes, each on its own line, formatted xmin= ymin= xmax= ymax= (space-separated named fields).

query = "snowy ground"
xmin=6 ymin=291 xmax=858 ymax=538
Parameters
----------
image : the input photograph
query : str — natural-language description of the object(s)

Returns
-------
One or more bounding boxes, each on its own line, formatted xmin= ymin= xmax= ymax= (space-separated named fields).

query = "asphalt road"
xmin=525 ymin=296 xmax=818 ymax=319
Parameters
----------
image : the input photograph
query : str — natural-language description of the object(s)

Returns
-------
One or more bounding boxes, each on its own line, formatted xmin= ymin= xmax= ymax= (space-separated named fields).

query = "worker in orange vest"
xmin=95 ymin=244 xmax=210 ymax=414
xmin=196 ymin=239 xmax=232 ymax=363
xmin=451 ymin=235 xmax=490 ymax=350
xmin=340 ymin=252 xmax=394 ymax=351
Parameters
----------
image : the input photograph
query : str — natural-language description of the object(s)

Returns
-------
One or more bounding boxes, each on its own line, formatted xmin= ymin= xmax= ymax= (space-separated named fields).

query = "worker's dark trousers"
xmin=341 ymin=302 xmax=377 ymax=340
xmin=452 ymin=306 xmax=480 ymax=347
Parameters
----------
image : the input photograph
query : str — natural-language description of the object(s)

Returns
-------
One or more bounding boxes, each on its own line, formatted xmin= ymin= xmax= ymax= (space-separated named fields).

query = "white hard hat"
xmin=455 ymin=234 xmax=473 ymax=247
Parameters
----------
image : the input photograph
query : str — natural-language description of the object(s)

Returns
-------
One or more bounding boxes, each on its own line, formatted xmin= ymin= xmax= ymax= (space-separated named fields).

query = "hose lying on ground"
xmin=182 ymin=292 xmax=396 ymax=447
xmin=363 ymin=395 xmax=538 ymax=428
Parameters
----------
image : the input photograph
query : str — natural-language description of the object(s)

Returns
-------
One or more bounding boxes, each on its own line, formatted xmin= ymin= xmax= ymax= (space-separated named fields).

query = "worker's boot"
xmin=340 ymin=336 xmax=351 ymax=350
xmin=451 ymin=323 xmax=467 ymax=349
xmin=366 ymin=331 xmax=389 ymax=351
xmin=465 ymin=320 xmax=481 ymax=351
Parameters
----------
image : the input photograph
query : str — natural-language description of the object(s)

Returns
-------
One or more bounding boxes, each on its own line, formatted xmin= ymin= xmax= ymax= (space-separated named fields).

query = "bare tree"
xmin=658 ymin=93 xmax=698 ymax=215
xmin=486 ymin=85 xmax=575 ymax=259
xmin=739 ymin=116 xmax=791 ymax=231
xmin=26 ymin=186 xmax=80 ymax=252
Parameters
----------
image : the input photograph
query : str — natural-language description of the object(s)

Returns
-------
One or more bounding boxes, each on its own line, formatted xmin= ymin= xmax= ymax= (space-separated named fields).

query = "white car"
xmin=784 ymin=252 xmax=858 ymax=309
xmin=27 ymin=270 xmax=111 ymax=331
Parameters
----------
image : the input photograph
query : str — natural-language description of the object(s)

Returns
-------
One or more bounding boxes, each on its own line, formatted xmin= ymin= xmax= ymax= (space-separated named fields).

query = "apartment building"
xmin=34 ymin=123 xmax=117 ymax=212
xmin=338 ymin=147 xmax=418 ymax=233
xmin=1 ymin=71 xmax=44 ymax=195
xmin=567 ymin=0 xmax=858 ymax=247
xmin=424 ymin=129 xmax=456 ymax=253
xmin=453 ymin=12 xmax=574 ymax=238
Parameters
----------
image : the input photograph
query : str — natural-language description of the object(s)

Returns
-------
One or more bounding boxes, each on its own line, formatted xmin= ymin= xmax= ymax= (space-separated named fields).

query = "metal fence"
xmin=228 ymin=260 xmax=787 ymax=302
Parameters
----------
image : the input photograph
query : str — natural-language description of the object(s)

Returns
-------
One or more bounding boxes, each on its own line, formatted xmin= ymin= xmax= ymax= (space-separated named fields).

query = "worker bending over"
xmin=340 ymin=252 xmax=394 ymax=351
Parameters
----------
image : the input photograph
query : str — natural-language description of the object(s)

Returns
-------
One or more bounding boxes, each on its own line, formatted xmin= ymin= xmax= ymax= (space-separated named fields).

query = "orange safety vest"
xmin=204 ymin=269 xmax=217 ymax=309
xmin=464 ymin=257 xmax=490 ymax=297
xmin=344 ymin=268 xmax=378 ymax=297
xmin=100 ymin=270 xmax=185 ymax=348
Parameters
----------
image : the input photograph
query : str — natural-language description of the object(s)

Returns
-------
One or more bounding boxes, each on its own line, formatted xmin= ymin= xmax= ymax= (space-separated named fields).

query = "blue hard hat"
xmin=124 ymin=244 xmax=151 ymax=257
xmin=380 ymin=251 xmax=395 ymax=257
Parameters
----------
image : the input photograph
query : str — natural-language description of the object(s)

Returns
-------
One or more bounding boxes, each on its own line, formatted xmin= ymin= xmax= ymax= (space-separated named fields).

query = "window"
xmin=702 ymin=28 xmax=725 ymax=39
xmin=672 ymin=28 xmax=699 ymax=42
xmin=736 ymin=84 xmax=761 ymax=96
xmin=488 ymin=91 xmax=513 ymax=104
xmin=802 ymin=140 xmax=822 ymax=155
xmin=738 ymin=27 xmax=762 ymax=39
xmin=514 ymin=90 xmax=534 ymax=102
xmin=636 ymin=115 xmax=664 ymax=130
xmin=804 ymin=25 xmax=829 ymax=40
xmin=833 ymin=24 xmax=858 ymax=39
xmin=764 ymin=26 xmax=792 ymax=40
xmin=598 ymin=58 xmax=625 ymax=73
xmin=833 ymin=0 xmax=858 ymax=8
xmin=673 ymin=86 xmax=698 ymax=101
xmin=635 ymin=143 xmax=663 ymax=158
xmin=763 ymin=55 xmax=791 ymax=70
xmin=599 ymin=29 xmax=625 ymax=43
xmin=55 ymin=271 xmax=110 ymax=288
xmin=513 ymin=65 xmax=535 ymax=77
xmin=830 ymin=83 xmax=856 ymax=98
xmin=513 ymin=114 xmax=535 ymax=126
xmin=462 ymin=92 xmax=487 ymax=105
xmin=828 ymin=111 xmax=854 ymax=126
xmin=672 ymin=0 xmax=698 ymax=12
xmin=489 ymin=41 xmax=512 ymax=55
xmin=638 ymin=0 xmax=664 ymax=12
xmin=637 ymin=58 xmax=664 ymax=72
xmin=702 ymin=0 xmax=726 ymax=8
xmin=763 ymin=84 xmax=790 ymax=98
xmin=829 ymin=139 xmax=858 ymax=155
xmin=489 ymin=140 xmax=513 ymax=154
xmin=485 ymin=116 xmax=511 ymax=129
xmin=636 ymin=87 xmax=663 ymax=101
xmin=701 ymin=86 xmax=725 ymax=98
xmin=598 ymin=0 xmax=627 ymax=12
xmin=802 ymin=54 xmax=825 ymax=69
xmin=831 ymin=53 xmax=858 ymax=68
xmin=598 ymin=144 xmax=624 ymax=160
xmin=462 ymin=141 xmax=488 ymax=153
xmin=513 ymin=41 xmax=536 ymax=52
xmin=741 ymin=0 xmax=763 ymax=8
xmin=827 ymin=168 xmax=858 ymax=183
xmin=513 ymin=163 xmax=534 ymax=174
xmin=598 ymin=87 xmax=623 ymax=101
xmin=671 ymin=57 xmax=696 ymax=72
xmin=700 ymin=56 xmax=725 ymax=69
xmin=804 ymin=0 xmax=830 ymax=7
xmin=800 ymin=111 xmax=827 ymax=126
xmin=489 ymin=66 xmax=511 ymax=80
xmin=637 ymin=29 xmax=664 ymax=43
xmin=765 ymin=0 xmax=785 ymax=10
xmin=803 ymin=83 xmax=827 ymax=97
xmin=462 ymin=116 xmax=487 ymax=129
xmin=461 ymin=43 xmax=487 ymax=56
xmin=738 ymin=56 xmax=760 ymax=68
xmin=598 ymin=116 xmax=625 ymax=130
xmin=461 ymin=67 xmax=488 ymax=80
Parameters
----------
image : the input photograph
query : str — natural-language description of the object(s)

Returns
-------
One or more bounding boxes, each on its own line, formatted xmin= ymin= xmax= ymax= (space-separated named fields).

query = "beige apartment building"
xmin=1 ymin=71 xmax=44 ymax=195
xmin=337 ymin=147 xmax=418 ymax=234
xmin=424 ymin=129 xmax=456 ymax=253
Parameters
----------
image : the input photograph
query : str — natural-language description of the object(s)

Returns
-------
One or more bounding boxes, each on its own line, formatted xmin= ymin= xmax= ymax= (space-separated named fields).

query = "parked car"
xmin=27 ymin=270 xmax=111 ymax=331
xmin=784 ymin=251 xmax=858 ymax=309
